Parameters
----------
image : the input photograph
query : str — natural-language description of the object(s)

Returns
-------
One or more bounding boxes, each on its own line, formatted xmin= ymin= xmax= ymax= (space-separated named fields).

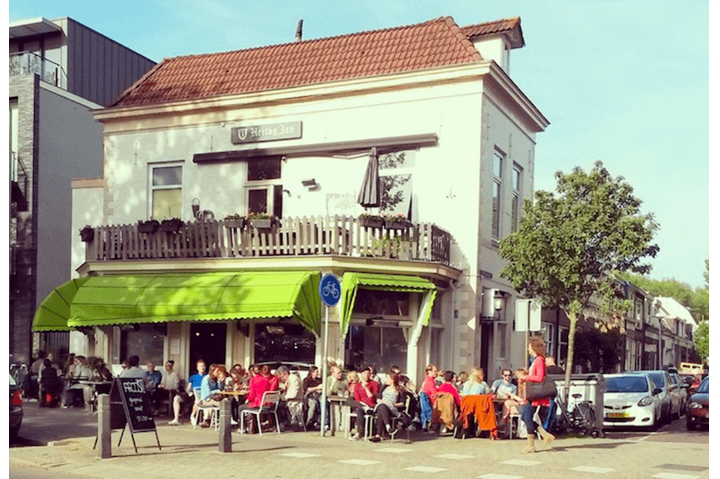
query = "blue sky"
xmin=8 ymin=0 xmax=710 ymax=289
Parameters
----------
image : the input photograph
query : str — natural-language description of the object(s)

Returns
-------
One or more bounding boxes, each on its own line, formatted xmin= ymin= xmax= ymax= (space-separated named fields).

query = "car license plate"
xmin=607 ymin=412 xmax=628 ymax=418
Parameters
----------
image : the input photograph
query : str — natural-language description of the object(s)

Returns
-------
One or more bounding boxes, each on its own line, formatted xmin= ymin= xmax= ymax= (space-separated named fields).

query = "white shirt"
xmin=160 ymin=371 xmax=179 ymax=390
xmin=120 ymin=366 xmax=146 ymax=379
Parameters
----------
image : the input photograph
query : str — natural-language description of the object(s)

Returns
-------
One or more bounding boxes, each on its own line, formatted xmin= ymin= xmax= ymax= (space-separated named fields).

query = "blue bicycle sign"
xmin=319 ymin=274 xmax=341 ymax=307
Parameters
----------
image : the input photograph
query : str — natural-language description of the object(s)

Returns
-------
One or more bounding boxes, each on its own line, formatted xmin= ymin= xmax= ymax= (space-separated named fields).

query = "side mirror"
xmin=653 ymin=388 xmax=662 ymax=395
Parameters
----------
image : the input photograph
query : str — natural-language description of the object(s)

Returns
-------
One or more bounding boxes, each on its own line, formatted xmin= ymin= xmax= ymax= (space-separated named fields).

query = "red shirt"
xmin=354 ymin=380 xmax=379 ymax=407
xmin=267 ymin=375 xmax=279 ymax=392
xmin=437 ymin=382 xmax=461 ymax=407
xmin=525 ymin=355 xmax=550 ymax=407
xmin=247 ymin=374 xmax=270 ymax=408
xmin=422 ymin=375 xmax=439 ymax=404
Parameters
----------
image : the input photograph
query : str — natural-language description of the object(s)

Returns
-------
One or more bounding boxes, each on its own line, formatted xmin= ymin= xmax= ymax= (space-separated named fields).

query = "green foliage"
xmin=695 ymin=321 xmax=709 ymax=362
xmin=379 ymin=152 xmax=410 ymax=212
xmin=573 ymin=328 xmax=624 ymax=373
xmin=500 ymin=161 xmax=659 ymax=313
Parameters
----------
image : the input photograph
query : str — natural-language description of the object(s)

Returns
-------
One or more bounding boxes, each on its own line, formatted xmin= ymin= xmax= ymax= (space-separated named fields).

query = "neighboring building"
xmin=34 ymin=16 xmax=549 ymax=384
xmin=10 ymin=17 xmax=156 ymax=364
xmin=652 ymin=296 xmax=697 ymax=368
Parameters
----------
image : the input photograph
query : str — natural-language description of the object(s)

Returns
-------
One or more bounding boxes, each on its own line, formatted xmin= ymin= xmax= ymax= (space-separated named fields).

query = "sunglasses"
xmin=503 ymin=374 xmax=512 ymax=377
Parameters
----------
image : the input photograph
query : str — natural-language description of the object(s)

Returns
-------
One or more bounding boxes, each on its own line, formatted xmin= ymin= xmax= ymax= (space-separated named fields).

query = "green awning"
xmin=32 ymin=277 xmax=91 ymax=332
xmin=340 ymin=272 xmax=437 ymax=336
xmin=63 ymin=271 xmax=322 ymax=335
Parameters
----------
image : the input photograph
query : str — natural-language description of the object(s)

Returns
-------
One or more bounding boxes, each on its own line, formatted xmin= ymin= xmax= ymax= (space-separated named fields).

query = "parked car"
xmin=644 ymin=370 xmax=682 ymax=422
xmin=680 ymin=374 xmax=702 ymax=395
xmin=603 ymin=373 xmax=661 ymax=429
xmin=669 ymin=373 xmax=688 ymax=415
xmin=10 ymin=374 xmax=23 ymax=440
xmin=686 ymin=376 xmax=709 ymax=430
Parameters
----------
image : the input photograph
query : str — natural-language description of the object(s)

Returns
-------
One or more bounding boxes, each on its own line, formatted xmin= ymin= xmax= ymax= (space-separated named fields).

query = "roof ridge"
xmin=111 ymin=59 xmax=170 ymax=106
xmin=442 ymin=16 xmax=483 ymax=62
xmin=163 ymin=16 xmax=453 ymax=62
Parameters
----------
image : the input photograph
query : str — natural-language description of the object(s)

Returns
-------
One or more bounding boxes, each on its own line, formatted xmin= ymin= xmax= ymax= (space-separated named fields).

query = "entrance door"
xmin=190 ymin=323 xmax=227 ymax=369
xmin=480 ymin=322 xmax=493 ymax=375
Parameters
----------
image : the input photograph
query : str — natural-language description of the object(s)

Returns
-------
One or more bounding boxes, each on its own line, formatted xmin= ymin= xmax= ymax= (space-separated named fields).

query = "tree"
xmin=499 ymin=161 xmax=659 ymax=398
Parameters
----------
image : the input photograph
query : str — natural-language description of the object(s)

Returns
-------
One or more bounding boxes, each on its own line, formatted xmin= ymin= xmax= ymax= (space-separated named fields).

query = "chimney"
xmin=295 ymin=19 xmax=303 ymax=42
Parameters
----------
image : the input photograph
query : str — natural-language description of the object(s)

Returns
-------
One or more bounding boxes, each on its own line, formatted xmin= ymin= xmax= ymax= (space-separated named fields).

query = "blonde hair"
xmin=346 ymin=370 xmax=359 ymax=384
xmin=470 ymin=367 xmax=485 ymax=383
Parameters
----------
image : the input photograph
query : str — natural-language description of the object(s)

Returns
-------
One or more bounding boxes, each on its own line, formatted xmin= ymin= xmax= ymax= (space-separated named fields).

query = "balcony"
xmin=81 ymin=216 xmax=453 ymax=266
xmin=9 ymin=51 xmax=66 ymax=88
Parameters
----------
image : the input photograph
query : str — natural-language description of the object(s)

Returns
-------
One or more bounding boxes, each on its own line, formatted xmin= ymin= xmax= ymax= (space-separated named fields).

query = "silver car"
xmin=603 ymin=373 xmax=661 ymax=428
xmin=645 ymin=370 xmax=682 ymax=422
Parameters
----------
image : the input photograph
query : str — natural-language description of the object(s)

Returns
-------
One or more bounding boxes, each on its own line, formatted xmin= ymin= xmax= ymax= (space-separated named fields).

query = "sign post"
xmin=318 ymin=273 xmax=341 ymax=438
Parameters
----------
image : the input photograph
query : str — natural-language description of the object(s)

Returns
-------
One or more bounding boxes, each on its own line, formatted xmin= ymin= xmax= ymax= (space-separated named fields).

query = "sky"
xmin=7 ymin=0 xmax=711 ymax=289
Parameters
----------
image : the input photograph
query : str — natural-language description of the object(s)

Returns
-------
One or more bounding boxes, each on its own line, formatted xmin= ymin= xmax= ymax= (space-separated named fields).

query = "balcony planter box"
xmin=137 ymin=220 xmax=160 ymax=234
xmin=360 ymin=218 xmax=384 ymax=229
xmin=250 ymin=218 xmax=273 ymax=230
xmin=160 ymin=218 xmax=184 ymax=233
xmin=384 ymin=221 xmax=411 ymax=231
xmin=79 ymin=226 xmax=94 ymax=243
xmin=224 ymin=219 xmax=246 ymax=230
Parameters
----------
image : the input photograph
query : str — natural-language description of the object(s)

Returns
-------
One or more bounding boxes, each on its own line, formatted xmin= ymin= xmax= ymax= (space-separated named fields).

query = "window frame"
xmin=244 ymin=157 xmax=283 ymax=217
xmin=148 ymin=161 xmax=183 ymax=220
xmin=492 ymin=149 xmax=504 ymax=240
xmin=511 ymin=163 xmax=522 ymax=233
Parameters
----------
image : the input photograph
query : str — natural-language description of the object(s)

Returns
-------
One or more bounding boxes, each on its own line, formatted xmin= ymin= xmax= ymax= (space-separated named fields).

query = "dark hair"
xmin=37 ymin=350 xmax=47 ymax=359
xmin=360 ymin=366 xmax=371 ymax=373
xmin=128 ymin=355 xmax=140 ymax=367
xmin=260 ymin=365 xmax=271 ymax=376
xmin=444 ymin=370 xmax=455 ymax=383
xmin=309 ymin=365 xmax=319 ymax=375
xmin=387 ymin=371 xmax=400 ymax=388
xmin=43 ymin=359 xmax=52 ymax=368
xmin=213 ymin=365 xmax=228 ymax=379
xmin=390 ymin=365 xmax=401 ymax=374
xmin=426 ymin=364 xmax=437 ymax=373
xmin=529 ymin=336 xmax=546 ymax=357
xmin=165 ymin=360 xmax=174 ymax=366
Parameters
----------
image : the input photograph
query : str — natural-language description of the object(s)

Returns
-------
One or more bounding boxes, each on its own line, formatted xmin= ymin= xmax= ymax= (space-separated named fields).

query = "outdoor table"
xmin=328 ymin=395 xmax=350 ymax=436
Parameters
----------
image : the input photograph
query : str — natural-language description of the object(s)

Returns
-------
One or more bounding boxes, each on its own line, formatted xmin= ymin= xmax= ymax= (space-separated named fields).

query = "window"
xmin=492 ymin=150 xmax=504 ymax=239
xmin=353 ymin=290 xmax=410 ymax=318
xmin=116 ymin=325 xmax=164 ymax=366
xmin=150 ymin=164 xmax=182 ymax=220
xmin=511 ymin=165 xmax=522 ymax=233
xmin=558 ymin=326 xmax=569 ymax=366
xmin=246 ymin=157 xmax=283 ymax=218
xmin=345 ymin=325 xmax=407 ymax=373
xmin=254 ymin=324 xmax=315 ymax=364
xmin=496 ymin=322 xmax=507 ymax=359
xmin=379 ymin=150 xmax=414 ymax=218
xmin=543 ymin=322 xmax=555 ymax=358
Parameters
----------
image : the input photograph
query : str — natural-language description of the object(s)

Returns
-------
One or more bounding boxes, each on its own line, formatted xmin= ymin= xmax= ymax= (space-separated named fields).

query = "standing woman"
xmin=521 ymin=336 xmax=555 ymax=453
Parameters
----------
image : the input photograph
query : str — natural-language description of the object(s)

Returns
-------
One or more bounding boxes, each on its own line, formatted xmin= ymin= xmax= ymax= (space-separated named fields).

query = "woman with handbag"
xmin=520 ymin=336 xmax=556 ymax=452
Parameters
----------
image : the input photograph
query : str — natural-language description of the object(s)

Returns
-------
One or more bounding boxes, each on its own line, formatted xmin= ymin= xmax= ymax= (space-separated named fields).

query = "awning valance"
xmin=40 ymin=271 xmax=322 ymax=334
xmin=32 ymin=277 xmax=91 ymax=332
xmin=340 ymin=272 xmax=437 ymax=336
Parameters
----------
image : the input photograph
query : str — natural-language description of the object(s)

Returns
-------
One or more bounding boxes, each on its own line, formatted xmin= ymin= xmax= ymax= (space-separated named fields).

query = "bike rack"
xmin=549 ymin=373 xmax=606 ymax=438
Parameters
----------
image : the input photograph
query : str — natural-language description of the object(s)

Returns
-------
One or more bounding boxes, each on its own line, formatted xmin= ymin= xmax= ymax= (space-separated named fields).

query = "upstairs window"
xmin=246 ymin=157 xmax=283 ymax=218
xmin=492 ymin=150 xmax=504 ymax=239
xmin=379 ymin=150 xmax=415 ymax=218
xmin=511 ymin=164 xmax=522 ymax=233
xmin=150 ymin=164 xmax=182 ymax=220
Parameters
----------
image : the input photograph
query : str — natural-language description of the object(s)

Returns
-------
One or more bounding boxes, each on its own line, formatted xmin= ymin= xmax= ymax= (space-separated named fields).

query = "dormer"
xmin=462 ymin=17 xmax=524 ymax=75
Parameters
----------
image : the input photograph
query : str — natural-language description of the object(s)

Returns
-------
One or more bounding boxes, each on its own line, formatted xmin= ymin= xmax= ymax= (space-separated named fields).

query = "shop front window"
xmin=353 ymin=289 xmax=409 ymax=317
xmin=254 ymin=324 xmax=315 ymax=365
xmin=118 ymin=325 xmax=164 ymax=366
xmin=345 ymin=325 xmax=408 ymax=373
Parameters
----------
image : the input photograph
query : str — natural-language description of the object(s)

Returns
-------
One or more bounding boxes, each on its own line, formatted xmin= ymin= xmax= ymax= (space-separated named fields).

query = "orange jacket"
xmin=460 ymin=394 xmax=498 ymax=437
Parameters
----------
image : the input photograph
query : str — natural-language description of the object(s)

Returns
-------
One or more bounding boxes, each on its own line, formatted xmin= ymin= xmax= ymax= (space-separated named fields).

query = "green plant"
xmin=383 ymin=213 xmax=410 ymax=223
xmin=224 ymin=213 xmax=245 ymax=221
xmin=359 ymin=213 xmax=384 ymax=221
xmin=248 ymin=211 xmax=276 ymax=220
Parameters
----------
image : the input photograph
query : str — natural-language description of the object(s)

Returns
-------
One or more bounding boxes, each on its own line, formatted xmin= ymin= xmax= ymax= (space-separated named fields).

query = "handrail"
xmin=9 ymin=51 xmax=67 ymax=87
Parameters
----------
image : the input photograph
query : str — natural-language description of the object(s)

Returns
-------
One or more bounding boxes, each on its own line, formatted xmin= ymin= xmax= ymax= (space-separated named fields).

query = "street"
xmin=8 ymin=403 xmax=710 ymax=479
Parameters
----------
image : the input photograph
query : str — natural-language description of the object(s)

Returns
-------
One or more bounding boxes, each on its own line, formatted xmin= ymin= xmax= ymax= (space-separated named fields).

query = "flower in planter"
xmin=382 ymin=213 xmax=410 ymax=223
xmin=137 ymin=219 xmax=160 ymax=233
xmin=223 ymin=213 xmax=246 ymax=229
xmin=247 ymin=211 xmax=278 ymax=229
xmin=160 ymin=217 xmax=184 ymax=233
xmin=79 ymin=225 xmax=94 ymax=242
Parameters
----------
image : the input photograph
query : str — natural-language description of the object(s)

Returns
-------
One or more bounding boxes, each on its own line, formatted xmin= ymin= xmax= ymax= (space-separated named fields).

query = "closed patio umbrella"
xmin=357 ymin=147 xmax=380 ymax=208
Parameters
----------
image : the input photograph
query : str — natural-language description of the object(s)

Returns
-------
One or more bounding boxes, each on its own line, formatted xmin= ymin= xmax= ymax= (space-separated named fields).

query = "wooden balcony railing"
xmin=82 ymin=216 xmax=453 ymax=265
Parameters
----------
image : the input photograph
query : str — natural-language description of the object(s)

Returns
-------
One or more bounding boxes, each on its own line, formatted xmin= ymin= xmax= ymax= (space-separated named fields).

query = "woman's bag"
xmin=525 ymin=375 xmax=557 ymax=402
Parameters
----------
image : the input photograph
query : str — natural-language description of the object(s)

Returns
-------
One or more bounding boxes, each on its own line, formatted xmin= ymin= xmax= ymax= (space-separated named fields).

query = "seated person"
xmin=303 ymin=366 xmax=323 ymax=428
xmin=65 ymin=356 xmax=94 ymax=408
xmin=237 ymin=365 xmax=271 ymax=432
xmin=491 ymin=368 xmax=518 ymax=399
xmin=348 ymin=366 xmax=379 ymax=440
xmin=498 ymin=368 xmax=528 ymax=427
xmin=437 ymin=370 xmax=462 ymax=407
xmin=461 ymin=367 xmax=491 ymax=396
xmin=277 ymin=365 xmax=304 ymax=429
xmin=195 ymin=365 xmax=228 ymax=428
xmin=369 ymin=372 xmax=411 ymax=442
xmin=39 ymin=359 xmax=63 ymax=406
xmin=169 ymin=359 xmax=207 ymax=425
xmin=152 ymin=360 xmax=179 ymax=415
xmin=328 ymin=365 xmax=348 ymax=396
xmin=144 ymin=362 xmax=162 ymax=393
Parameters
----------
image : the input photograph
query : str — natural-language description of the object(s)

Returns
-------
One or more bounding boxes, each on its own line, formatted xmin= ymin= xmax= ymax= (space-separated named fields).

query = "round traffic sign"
xmin=319 ymin=274 xmax=341 ymax=307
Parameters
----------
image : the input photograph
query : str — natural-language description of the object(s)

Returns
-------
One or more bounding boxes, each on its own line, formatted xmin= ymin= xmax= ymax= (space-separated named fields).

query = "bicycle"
xmin=555 ymin=392 xmax=601 ymax=437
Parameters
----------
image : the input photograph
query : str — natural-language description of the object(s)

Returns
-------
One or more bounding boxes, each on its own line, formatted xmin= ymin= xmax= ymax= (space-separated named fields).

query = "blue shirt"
xmin=199 ymin=374 xmax=219 ymax=401
xmin=188 ymin=372 xmax=206 ymax=390
xmin=145 ymin=370 xmax=162 ymax=390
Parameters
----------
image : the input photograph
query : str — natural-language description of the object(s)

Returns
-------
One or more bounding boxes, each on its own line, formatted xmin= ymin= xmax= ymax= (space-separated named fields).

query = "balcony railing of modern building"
xmin=81 ymin=216 xmax=453 ymax=266
xmin=9 ymin=51 xmax=67 ymax=88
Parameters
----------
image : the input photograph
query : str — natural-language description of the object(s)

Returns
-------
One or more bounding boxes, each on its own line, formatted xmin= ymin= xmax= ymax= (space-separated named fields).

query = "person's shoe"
xmin=230 ymin=418 xmax=238 ymax=426
xmin=349 ymin=433 xmax=360 ymax=441
xmin=407 ymin=424 xmax=417 ymax=432
xmin=369 ymin=435 xmax=381 ymax=443
xmin=521 ymin=435 xmax=536 ymax=454
xmin=200 ymin=421 xmax=210 ymax=428
xmin=538 ymin=426 xmax=555 ymax=449
xmin=168 ymin=419 xmax=180 ymax=426
xmin=385 ymin=424 xmax=392 ymax=434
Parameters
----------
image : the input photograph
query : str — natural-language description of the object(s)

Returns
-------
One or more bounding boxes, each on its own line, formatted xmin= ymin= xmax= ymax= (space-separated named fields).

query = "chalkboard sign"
xmin=109 ymin=380 xmax=127 ymax=431
xmin=116 ymin=377 xmax=156 ymax=433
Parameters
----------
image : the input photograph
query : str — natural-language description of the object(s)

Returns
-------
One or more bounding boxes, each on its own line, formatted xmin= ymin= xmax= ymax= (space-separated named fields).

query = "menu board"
xmin=116 ymin=378 xmax=156 ymax=433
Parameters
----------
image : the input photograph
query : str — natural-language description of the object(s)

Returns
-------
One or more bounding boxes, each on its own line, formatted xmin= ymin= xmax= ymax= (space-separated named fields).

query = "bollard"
xmin=97 ymin=394 xmax=112 ymax=458
xmin=218 ymin=398 xmax=232 ymax=453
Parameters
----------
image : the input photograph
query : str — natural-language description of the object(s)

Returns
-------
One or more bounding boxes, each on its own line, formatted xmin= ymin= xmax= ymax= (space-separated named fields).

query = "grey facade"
xmin=9 ymin=17 xmax=156 ymax=364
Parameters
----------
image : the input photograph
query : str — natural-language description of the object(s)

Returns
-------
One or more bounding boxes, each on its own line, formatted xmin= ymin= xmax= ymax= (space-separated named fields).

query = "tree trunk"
xmin=562 ymin=310 xmax=578 ymax=402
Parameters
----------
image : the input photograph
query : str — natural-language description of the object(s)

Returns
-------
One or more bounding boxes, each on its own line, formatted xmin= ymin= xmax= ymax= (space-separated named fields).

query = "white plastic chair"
xmin=192 ymin=387 xmax=220 ymax=430
xmin=240 ymin=390 xmax=281 ymax=436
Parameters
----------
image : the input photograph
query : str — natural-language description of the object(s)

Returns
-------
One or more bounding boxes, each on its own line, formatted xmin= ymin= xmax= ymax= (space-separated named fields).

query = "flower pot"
xmin=160 ymin=219 xmax=184 ymax=233
xmin=385 ymin=221 xmax=410 ymax=230
xmin=360 ymin=218 xmax=384 ymax=229
xmin=224 ymin=219 xmax=245 ymax=229
xmin=79 ymin=228 xmax=94 ymax=242
xmin=138 ymin=220 xmax=159 ymax=234
xmin=250 ymin=218 xmax=273 ymax=229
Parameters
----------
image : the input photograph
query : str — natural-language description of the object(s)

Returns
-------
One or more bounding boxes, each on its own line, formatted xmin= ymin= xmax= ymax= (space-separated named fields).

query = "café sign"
xmin=231 ymin=121 xmax=302 ymax=144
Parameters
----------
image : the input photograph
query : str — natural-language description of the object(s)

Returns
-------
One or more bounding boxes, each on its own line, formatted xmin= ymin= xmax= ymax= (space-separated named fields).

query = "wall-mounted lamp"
xmin=191 ymin=198 xmax=201 ymax=218
xmin=266 ymin=325 xmax=285 ymax=334
xmin=301 ymin=178 xmax=318 ymax=189
xmin=494 ymin=290 xmax=506 ymax=312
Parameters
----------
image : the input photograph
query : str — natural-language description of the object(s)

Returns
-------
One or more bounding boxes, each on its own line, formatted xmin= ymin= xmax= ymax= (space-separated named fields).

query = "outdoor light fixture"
xmin=365 ymin=316 xmax=400 ymax=327
xmin=266 ymin=325 xmax=285 ymax=334
xmin=301 ymin=178 xmax=317 ymax=188
xmin=494 ymin=290 xmax=506 ymax=311
xmin=191 ymin=198 xmax=200 ymax=218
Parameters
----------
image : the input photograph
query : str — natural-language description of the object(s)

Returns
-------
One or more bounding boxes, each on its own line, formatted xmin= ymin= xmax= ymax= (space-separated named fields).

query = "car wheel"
xmin=9 ymin=425 xmax=20 ymax=441
xmin=686 ymin=421 xmax=696 ymax=431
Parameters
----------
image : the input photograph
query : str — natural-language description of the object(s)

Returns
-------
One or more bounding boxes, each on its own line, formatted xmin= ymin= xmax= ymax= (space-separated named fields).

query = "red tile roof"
xmin=461 ymin=16 xmax=521 ymax=39
xmin=113 ymin=16 xmax=484 ymax=108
